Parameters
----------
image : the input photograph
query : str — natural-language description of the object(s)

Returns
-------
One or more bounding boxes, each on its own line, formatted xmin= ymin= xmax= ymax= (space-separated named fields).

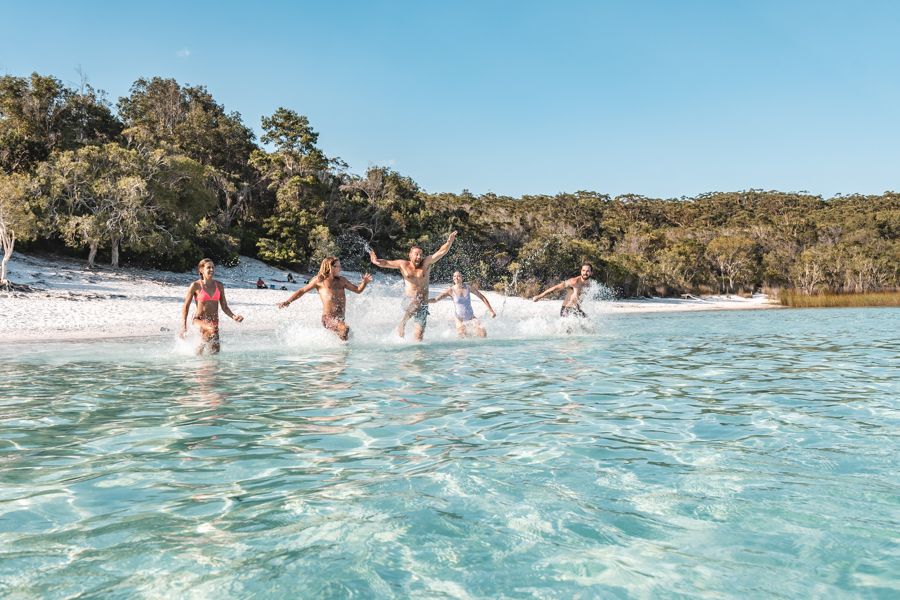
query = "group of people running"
xmin=180 ymin=231 xmax=594 ymax=353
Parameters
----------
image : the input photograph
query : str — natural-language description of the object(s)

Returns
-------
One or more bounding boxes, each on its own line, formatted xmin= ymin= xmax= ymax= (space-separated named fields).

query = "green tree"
xmin=0 ymin=72 xmax=121 ymax=174
xmin=706 ymin=234 xmax=758 ymax=294
xmin=40 ymin=143 xmax=215 ymax=267
xmin=251 ymin=108 xmax=340 ymax=268
xmin=657 ymin=236 xmax=708 ymax=293
xmin=118 ymin=77 xmax=258 ymax=227
xmin=0 ymin=172 xmax=40 ymax=282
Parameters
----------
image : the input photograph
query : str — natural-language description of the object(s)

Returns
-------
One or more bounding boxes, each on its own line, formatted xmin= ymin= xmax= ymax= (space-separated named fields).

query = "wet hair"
xmin=316 ymin=256 xmax=339 ymax=281
xmin=197 ymin=258 xmax=214 ymax=273
xmin=581 ymin=262 xmax=594 ymax=271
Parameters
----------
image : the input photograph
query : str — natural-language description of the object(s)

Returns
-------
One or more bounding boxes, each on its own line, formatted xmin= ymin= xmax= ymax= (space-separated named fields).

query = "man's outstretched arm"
xmin=424 ymin=231 xmax=458 ymax=266
xmin=532 ymin=280 xmax=567 ymax=302
xmin=369 ymin=248 xmax=405 ymax=269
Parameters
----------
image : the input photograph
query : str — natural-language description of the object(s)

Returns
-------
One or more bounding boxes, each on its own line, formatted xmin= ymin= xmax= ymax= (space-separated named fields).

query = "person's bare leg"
xmin=413 ymin=323 xmax=425 ymax=342
xmin=205 ymin=324 xmax=221 ymax=355
xmin=195 ymin=322 xmax=214 ymax=355
xmin=455 ymin=319 xmax=466 ymax=338
xmin=473 ymin=318 xmax=486 ymax=338
xmin=396 ymin=307 xmax=416 ymax=337
xmin=323 ymin=315 xmax=350 ymax=342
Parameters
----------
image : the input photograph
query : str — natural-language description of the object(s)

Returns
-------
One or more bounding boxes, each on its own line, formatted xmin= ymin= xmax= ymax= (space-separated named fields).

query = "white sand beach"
xmin=0 ymin=253 xmax=778 ymax=343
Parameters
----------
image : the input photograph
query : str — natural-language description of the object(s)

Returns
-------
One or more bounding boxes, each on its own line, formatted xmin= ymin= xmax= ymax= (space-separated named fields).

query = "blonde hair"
xmin=316 ymin=256 xmax=339 ymax=281
xmin=197 ymin=258 xmax=214 ymax=273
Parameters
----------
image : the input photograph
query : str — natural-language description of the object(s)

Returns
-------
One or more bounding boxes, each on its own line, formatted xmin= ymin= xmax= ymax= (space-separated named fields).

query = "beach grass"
xmin=779 ymin=290 xmax=900 ymax=308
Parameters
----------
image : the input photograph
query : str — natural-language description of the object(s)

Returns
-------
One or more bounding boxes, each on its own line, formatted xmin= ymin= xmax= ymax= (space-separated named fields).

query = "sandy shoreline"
xmin=0 ymin=253 xmax=779 ymax=343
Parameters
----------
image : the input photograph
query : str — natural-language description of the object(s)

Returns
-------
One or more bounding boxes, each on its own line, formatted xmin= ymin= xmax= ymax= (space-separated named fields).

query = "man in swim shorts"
xmin=369 ymin=231 xmax=457 ymax=341
xmin=532 ymin=263 xmax=593 ymax=319
xmin=430 ymin=271 xmax=496 ymax=337
xmin=277 ymin=257 xmax=372 ymax=341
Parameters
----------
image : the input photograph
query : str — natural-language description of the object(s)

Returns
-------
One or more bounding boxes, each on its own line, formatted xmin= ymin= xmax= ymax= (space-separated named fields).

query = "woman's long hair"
xmin=316 ymin=256 xmax=338 ymax=281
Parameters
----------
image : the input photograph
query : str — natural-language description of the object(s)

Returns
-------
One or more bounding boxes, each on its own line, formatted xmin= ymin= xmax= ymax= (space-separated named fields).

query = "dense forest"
xmin=1 ymin=72 xmax=898 ymax=297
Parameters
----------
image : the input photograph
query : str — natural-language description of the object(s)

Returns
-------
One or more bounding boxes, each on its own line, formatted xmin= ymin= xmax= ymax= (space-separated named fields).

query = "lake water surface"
xmin=2 ymin=308 xmax=898 ymax=598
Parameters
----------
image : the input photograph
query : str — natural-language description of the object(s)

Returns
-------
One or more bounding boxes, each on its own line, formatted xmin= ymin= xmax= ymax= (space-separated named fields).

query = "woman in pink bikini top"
xmin=179 ymin=258 xmax=244 ymax=354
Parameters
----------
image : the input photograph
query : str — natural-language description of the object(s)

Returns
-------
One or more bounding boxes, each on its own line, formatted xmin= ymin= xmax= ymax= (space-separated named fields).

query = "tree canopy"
xmin=1 ymin=71 xmax=897 ymax=296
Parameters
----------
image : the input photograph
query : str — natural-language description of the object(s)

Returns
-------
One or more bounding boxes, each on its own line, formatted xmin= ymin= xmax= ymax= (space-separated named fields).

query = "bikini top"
xmin=195 ymin=282 xmax=221 ymax=303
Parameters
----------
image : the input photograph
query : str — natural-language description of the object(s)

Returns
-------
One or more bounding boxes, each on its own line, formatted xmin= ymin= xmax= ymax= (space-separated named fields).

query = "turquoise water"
xmin=2 ymin=308 xmax=898 ymax=598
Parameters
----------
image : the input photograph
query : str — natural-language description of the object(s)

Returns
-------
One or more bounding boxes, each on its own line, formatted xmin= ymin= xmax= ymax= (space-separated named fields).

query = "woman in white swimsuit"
xmin=430 ymin=271 xmax=496 ymax=338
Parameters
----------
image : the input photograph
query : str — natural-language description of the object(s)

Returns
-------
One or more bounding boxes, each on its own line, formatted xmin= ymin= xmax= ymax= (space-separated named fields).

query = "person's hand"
xmin=277 ymin=300 xmax=290 ymax=309
xmin=362 ymin=273 xmax=373 ymax=284
xmin=233 ymin=314 xmax=244 ymax=323
xmin=532 ymin=295 xmax=540 ymax=302
xmin=490 ymin=310 xmax=497 ymax=318
xmin=448 ymin=230 xmax=458 ymax=242
xmin=368 ymin=248 xmax=377 ymax=263
xmin=179 ymin=326 xmax=186 ymax=339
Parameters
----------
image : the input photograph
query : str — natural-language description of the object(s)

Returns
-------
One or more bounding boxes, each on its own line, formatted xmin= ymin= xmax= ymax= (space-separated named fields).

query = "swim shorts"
xmin=560 ymin=305 xmax=588 ymax=319
xmin=322 ymin=314 xmax=349 ymax=340
xmin=402 ymin=297 xmax=429 ymax=327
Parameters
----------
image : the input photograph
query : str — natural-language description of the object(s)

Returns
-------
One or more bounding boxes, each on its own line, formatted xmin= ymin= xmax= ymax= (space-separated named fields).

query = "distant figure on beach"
xmin=430 ymin=271 xmax=496 ymax=338
xmin=277 ymin=257 xmax=372 ymax=341
xmin=369 ymin=231 xmax=457 ymax=341
xmin=256 ymin=278 xmax=267 ymax=289
xmin=180 ymin=258 xmax=244 ymax=354
xmin=287 ymin=273 xmax=296 ymax=283
xmin=532 ymin=263 xmax=593 ymax=318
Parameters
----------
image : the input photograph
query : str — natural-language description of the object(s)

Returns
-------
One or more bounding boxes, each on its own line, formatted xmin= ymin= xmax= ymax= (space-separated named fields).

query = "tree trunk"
xmin=1 ymin=232 xmax=14 ymax=283
xmin=110 ymin=237 xmax=120 ymax=268
xmin=88 ymin=242 xmax=98 ymax=268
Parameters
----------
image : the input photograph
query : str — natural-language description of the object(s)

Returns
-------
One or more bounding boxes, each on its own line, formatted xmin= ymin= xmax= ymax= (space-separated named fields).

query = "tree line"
xmin=1 ymin=72 xmax=897 ymax=296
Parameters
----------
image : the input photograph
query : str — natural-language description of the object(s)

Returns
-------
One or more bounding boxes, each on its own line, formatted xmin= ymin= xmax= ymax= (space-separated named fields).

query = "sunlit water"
xmin=2 ymin=308 xmax=898 ymax=598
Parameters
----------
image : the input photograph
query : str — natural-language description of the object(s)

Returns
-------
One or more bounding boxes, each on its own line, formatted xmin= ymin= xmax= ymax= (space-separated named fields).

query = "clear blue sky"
xmin=2 ymin=0 xmax=900 ymax=198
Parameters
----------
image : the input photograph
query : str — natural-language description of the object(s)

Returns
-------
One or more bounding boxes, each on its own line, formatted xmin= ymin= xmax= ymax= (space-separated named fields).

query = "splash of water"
xmin=334 ymin=230 xmax=375 ymax=273
xmin=258 ymin=234 xmax=618 ymax=349
xmin=272 ymin=276 xmax=613 ymax=349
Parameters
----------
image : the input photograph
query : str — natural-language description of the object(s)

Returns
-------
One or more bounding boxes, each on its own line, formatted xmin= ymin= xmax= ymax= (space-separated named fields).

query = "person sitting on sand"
xmin=180 ymin=258 xmax=244 ymax=354
xmin=256 ymin=277 xmax=267 ymax=289
xmin=430 ymin=270 xmax=496 ymax=338
xmin=368 ymin=231 xmax=457 ymax=341
xmin=532 ymin=263 xmax=593 ymax=318
xmin=277 ymin=257 xmax=372 ymax=341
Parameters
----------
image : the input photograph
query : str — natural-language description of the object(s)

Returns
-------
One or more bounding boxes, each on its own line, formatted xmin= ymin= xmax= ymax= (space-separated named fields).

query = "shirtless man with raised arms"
xmin=368 ymin=231 xmax=457 ymax=341
xmin=532 ymin=263 xmax=594 ymax=318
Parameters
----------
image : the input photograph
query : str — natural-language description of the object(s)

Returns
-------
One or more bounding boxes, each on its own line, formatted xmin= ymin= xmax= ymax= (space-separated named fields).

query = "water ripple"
xmin=1 ymin=308 xmax=898 ymax=598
